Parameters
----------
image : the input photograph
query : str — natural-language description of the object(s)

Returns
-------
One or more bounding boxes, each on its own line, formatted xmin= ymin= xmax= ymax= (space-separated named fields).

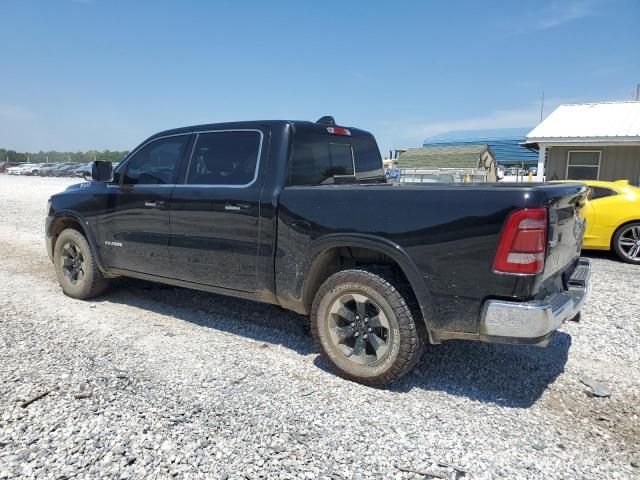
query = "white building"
xmin=524 ymin=101 xmax=640 ymax=184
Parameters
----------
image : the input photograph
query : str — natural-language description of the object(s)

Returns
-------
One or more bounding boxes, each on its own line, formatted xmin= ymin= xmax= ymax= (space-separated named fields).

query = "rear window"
xmin=588 ymin=186 xmax=617 ymax=200
xmin=289 ymin=133 xmax=384 ymax=185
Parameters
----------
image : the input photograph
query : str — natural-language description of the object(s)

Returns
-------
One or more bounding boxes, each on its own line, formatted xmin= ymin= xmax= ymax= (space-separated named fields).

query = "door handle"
xmin=224 ymin=203 xmax=249 ymax=211
xmin=144 ymin=200 xmax=168 ymax=209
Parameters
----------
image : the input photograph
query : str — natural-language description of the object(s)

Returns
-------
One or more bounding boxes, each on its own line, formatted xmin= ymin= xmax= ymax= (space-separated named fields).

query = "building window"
xmin=566 ymin=151 xmax=601 ymax=180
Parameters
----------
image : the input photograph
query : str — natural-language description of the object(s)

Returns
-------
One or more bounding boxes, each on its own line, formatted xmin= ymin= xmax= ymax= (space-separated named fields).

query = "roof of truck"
xmin=149 ymin=120 xmax=375 ymax=141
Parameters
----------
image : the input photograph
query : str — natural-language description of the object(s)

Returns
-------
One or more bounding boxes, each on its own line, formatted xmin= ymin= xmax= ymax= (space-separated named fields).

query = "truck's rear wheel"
xmin=311 ymin=269 xmax=424 ymax=386
xmin=54 ymin=228 xmax=109 ymax=299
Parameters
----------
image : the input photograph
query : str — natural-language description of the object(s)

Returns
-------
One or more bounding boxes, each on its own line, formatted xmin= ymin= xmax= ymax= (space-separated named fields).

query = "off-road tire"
xmin=54 ymin=228 xmax=109 ymax=299
xmin=612 ymin=222 xmax=640 ymax=264
xmin=311 ymin=269 xmax=424 ymax=387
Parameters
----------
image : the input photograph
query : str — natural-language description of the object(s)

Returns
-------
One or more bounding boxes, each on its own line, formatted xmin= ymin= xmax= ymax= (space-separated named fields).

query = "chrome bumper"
xmin=480 ymin=258 xmax=591 ymax=346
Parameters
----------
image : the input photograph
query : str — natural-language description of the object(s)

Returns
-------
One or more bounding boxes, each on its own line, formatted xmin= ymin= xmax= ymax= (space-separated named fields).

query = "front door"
xmin=169 ymin=129 xmax=265 ymax=291
xmin=98 ymin=134 xmax=191 ymax=277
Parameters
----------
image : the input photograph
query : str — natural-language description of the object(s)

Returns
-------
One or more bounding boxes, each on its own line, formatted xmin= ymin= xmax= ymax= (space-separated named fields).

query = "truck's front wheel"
xmin=53 ymin=228 xmax=109 ymax=299
xmin=311 ymin=269 xmax=424 ymax=386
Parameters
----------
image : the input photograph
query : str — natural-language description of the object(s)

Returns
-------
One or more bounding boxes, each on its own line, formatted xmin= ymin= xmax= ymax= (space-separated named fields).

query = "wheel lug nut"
xmin=354 ymin=332 xmax=360 ymax=337
xmin=350 ymin=322 xmax=355 ymax=327
xmin=368 ymin=327 xmax=372 ymax=332
xmin=363 ymin=334 xmax=368 ymax=339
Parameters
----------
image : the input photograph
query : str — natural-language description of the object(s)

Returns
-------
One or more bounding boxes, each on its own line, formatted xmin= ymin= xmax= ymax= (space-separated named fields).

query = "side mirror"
xmin=83 ymin=161 xmax=113 ymax=182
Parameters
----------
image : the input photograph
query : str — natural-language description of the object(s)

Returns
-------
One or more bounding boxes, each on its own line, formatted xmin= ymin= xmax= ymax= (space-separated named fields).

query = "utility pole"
xmin=540 ymin=91 xmax=545 ymax=122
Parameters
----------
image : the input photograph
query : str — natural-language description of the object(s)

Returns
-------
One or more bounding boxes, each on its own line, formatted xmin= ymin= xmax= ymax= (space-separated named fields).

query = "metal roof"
xmin=398 ymin=144 xmax=493 ymax=169
xmin=524 ymin=101 xmax=640 ymax=145
xmin=424 ymin=127 xmax=538 ymax=165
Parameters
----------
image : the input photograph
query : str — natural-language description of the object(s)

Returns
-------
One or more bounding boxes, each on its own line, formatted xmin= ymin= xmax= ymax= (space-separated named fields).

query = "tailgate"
xmin=543 ymin=183 xmax=589 ymax=279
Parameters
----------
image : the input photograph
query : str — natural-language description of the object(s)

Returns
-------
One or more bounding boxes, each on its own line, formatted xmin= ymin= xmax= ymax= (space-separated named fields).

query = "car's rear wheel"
xmin=311 ymin=269 xmax=424 ymax=386
xmin=612 ymin=222 xmax=640 ymax=264
xmin=54 ymin=228 xmax=109 ymax=299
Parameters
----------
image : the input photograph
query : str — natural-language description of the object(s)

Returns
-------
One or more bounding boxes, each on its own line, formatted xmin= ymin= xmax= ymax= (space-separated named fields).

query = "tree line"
xmin=0 ymin=148 xmax=129 ymax=164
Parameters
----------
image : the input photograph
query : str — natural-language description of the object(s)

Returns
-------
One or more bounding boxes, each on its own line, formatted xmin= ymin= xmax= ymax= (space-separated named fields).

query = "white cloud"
xmin=0 ymin=104 xmax=37 ymax=121
xmin=375 ymin=102 xmax=541 ymax=151
xmin=371 ymin=98 xmax=578 ymax=154
xmin=506 ymin=0 xmax=600 ymax=34
xmin=537 ymin=0 xmax=597 ymax=29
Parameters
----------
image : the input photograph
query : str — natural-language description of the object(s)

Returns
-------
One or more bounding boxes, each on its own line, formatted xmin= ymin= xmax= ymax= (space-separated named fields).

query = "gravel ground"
xmin=0 ymin=175 xmax=638 ymax=480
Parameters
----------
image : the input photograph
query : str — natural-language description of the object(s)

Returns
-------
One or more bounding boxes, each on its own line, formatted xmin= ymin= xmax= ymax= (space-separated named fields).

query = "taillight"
xmin=493 ymin=208 xmax=548 ymax=275
xmin=326 ymin=127 xmax=351 ymax=136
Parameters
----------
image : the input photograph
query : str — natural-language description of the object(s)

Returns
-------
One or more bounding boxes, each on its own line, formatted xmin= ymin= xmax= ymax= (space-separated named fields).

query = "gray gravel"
xmin=0 ymin=175 xmax=638 ymax=479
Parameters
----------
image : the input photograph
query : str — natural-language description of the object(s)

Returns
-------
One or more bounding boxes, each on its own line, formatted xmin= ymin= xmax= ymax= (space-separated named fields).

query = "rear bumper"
xmin=480 ymin=258 xmax=591 ymax=347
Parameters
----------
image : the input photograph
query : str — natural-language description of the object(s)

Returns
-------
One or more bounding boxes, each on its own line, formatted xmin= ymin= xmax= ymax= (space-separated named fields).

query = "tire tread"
xmin=54 ymin=228 xmax=109 ymax=299
xmin=310 ymin=268 xmax=424 ymax=386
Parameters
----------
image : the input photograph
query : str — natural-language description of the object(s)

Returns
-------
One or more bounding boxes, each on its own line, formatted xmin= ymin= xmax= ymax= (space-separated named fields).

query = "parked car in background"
xmin=71 ymin=163 xmax=91 ymax=177
xmin=45 ymin=117 xmax=591 ymax=386
xmin=52 ymin=163 xmax=83 ymax=177
xmin=22 ymin=164 xmax=44 ymax=175
xmin=555 ymin=179 xmax=640 ymax=264
xmin=0 ymin=162 xmax=23 ymax=173
xmin=7 ymin=163 xmax=39 ymax=175
xmin=50 ymin=163 xmax=78 ymax=176
xmin=38 ymin=163 xmax=66 ymax=176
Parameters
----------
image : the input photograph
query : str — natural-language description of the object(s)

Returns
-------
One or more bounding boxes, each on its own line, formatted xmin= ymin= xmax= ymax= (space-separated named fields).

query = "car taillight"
xmin=493 ymin=208 xmax=548 ymax=275
xmin=326 ymin=127 xmax=351 ymax=136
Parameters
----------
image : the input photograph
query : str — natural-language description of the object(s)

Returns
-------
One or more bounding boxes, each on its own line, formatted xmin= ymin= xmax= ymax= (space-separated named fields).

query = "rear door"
xmin=169 ymin=129 xmax=266 ymax=291
xmin=98 ymin=134 xmax=191 ymax=277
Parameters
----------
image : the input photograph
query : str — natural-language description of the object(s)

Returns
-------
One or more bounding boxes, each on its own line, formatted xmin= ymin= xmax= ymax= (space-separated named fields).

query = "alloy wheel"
xmin=61 ymin=242 xmax=85 ymax=285
xmin=618 ymin=225 xmax=640 ymax=261
xmin=327 ymin=293 xmax=391 ymax=365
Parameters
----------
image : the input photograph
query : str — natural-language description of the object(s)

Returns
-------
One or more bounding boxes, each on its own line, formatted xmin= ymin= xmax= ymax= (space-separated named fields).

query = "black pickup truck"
xmin=46 ymin=117 xmax=591 ymax=386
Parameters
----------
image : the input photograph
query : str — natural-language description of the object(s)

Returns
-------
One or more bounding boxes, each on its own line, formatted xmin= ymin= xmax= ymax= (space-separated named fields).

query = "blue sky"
xmin=1 ymin=0 xmax=639 ymax=155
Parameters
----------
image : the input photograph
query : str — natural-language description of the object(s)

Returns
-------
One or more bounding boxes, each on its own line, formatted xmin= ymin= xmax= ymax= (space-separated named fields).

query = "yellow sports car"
xmin=570 ymin=180 xmax=640 ymax=264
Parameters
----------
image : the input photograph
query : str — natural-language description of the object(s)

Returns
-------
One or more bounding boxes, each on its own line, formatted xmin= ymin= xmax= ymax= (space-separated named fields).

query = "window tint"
xmin=589 ymin=186 xmax=617 ymax=200
xmin=289 ymin=133 xmax=384 ymax=185
xmin=186 ymin=131 xmax=261 ymax=186
xmin=122 ymin=136 xmax=189 ymax=185
xmin=353 ymin=137 xmax=384 ymax=180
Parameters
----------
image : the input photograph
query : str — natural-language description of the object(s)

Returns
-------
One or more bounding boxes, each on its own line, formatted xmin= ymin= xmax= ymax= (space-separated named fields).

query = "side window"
xmin=186 ymin=131 xmax=261 ymax=186
xmin=352 ymin=137 xmax=384 ymax=180
xmin=290 ymin=134 xmax=355 ymax=185
xmin=589 ymin=186 xmax=617 ymax=200
xmin=289 ymin=133 xmax=384 ymax=186
xmin=122 ymin=136 xmax=189 ymax=185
